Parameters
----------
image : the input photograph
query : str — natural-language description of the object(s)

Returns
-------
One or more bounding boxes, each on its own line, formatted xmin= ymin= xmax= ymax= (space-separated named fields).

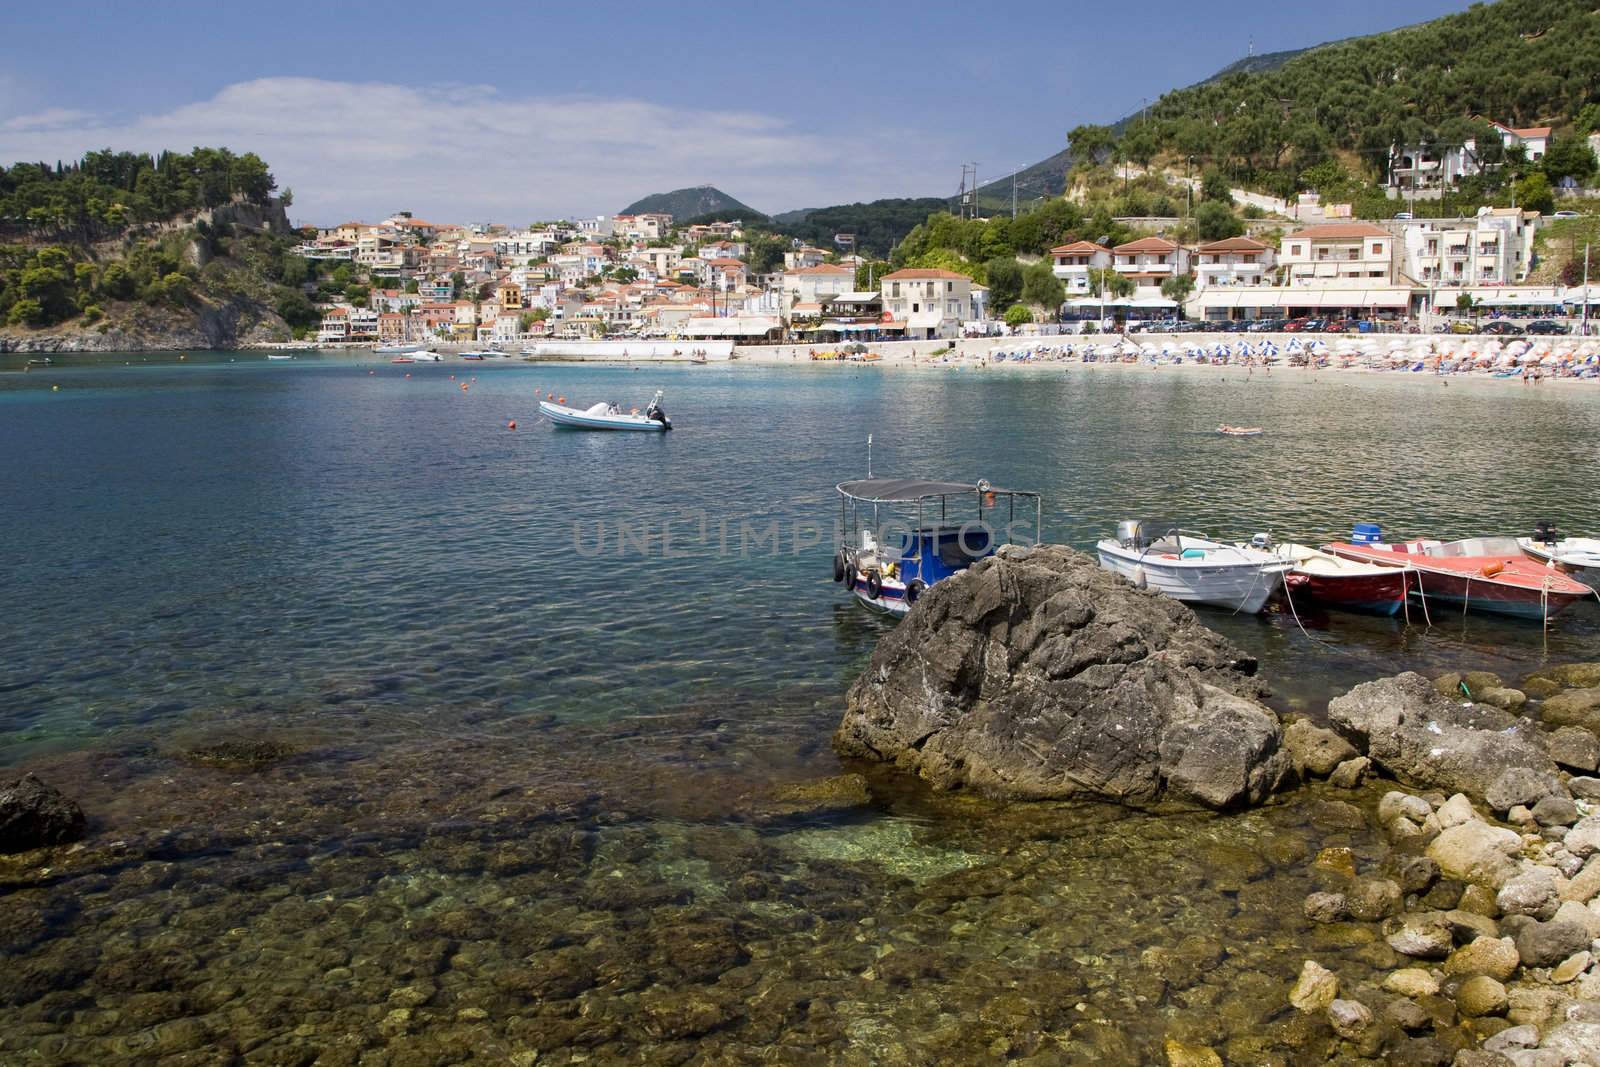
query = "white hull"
xmin=539 ymin=401 xmax=670 ymax=431
xmin=410 ymin=352 xmax=444 ymax=362
xmin=1519 ymin=537 xmax=1600 ymax=589
xmin=375 ymin=343 xmax=423 ymax=355
xmin=1097 ymin=540 xmax=1288 ymax=613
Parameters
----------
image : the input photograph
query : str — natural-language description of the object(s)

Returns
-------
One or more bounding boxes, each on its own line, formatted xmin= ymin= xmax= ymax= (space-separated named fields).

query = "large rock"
xmin=1289 ymin=960 xmax=1339 ymax=1012
xmin=1444 ymin=937 xmax=1521 ymax=982
xmin=1541 ymin=687 xmax=1600 ymax=734
xmin=1327 ymin=673 xmax=1563 ymax=805
xmin=0 ymin=774 xmax=86 ymax=854
xmin=1511 ymin=918 xmax=1591 ymax=967
xmin=834 ymin=545 xmax=1286 ymax=809
xmin=1547 ymin=727 xmax=1600 ymax=774
xmin=1427 ymin=822 xmax=1524 ymax=888
xmin=1285 ymin=719 xmax=1357 ymax=777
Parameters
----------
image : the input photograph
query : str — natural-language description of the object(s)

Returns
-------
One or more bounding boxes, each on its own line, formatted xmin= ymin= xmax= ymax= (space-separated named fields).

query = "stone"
xmin=1386 ymin=912 xmax=1455 ymax=958
xmin=1551 ymin=950 xmax=1591 ymax=983
xmin=1537 ymin=1022 xmax=1600 ymax=1064
xmin=1531 ymin=794 xmax=1579 ymax=829
xmin=1348 ymin=878 xmax=1404 ymax=921
xmin=1387 ymin=853 xmax=1442 ymax=895
xmin=1511 ymin=919 xmax=1591 ymax=967
xmin=1384 ymin=969 xmax=1441 ymax=998
xmin=1463 ymin=671 xmax=1504 ymax=693
xmin=1551 ymin=899 xmax=1600 ymax=939
xmin=1565 ymin=817 xmax=1600 ymax=859
xmin=1304 ymin=892 xmax=1349 ymax=924
xmin=1285 ymin=718 xmax=1358 ymax=777
xmin=1480 ymin=1024 xmax=1538 ymax=1054
xmin=1547 ymin=727 xmax=1600 ymax=774
xmin=1289 ymin=960 xmax=1339 ymax=1012
xmin=1508 ymin=805 xmax=1537 ymax=827
xmin=1456 ymin=975 xmax=1508 ymax=1017
xmin=1438 ymin=794 xmax=1481 ymax=829
xmin=1550 ymin=663 xmax=1600 ymax=688
xmin=1163 ymin=1039 xmax=1223 ymax=1067
xmin=1541 ymin=688 xmax=1600 ymax=734
xmin=1327 ymin=998 xmax=1373 ymax=1039
xmin=1521 ymin=675 xmax=1564 ymax=699
xmin=1477 ymin=688 xmax=1527 ymax=711
xmin=1485 ymin=769 xmax=1569 ymax=815
xmin=1451 ymin=1052 xmax=1516 ymax=1067
xmin=833 ymin=545 xmax=1287 ymax=808
xmin=1568 ymin=776 xmax=1600 ymax=801
xmin=1382 ymin=791 xmax=1437 ymax=825
xmin=1314 ymin=846 xmax=1358 ymax=878
xmin=1428 ymin=822 xmax=1525 ymax=888
xmin=1329 ymin=673 xmax=1558 ymax=804
xmin=1443 ymin=909 xmax=1500 ymax=942
xmin=1459 ymin=884 xmax=1501 ymax=917
xmin=1330 ymin=756 xmax=1372 ymax=789
xmin=1505 ymin=986 xmax=1570 ymax=1030
xmin=1443 ymin=937 xmax=1521 ymax=982
xmin=1435 ymin=672 xmax=1465 ymax=696
xmin=0 ymin=774 xmax=86 ymax=853
xmin=1496 ymin=867 xmax=1563 ymax=921
xmin=1559 ymin=859 xmax=1600 ymax=904
xmin=1385 ymin=997 xmax=1431 ymax=1033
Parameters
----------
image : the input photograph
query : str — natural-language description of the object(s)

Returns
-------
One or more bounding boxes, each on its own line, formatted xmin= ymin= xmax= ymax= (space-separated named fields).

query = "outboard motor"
xmin=1351 ymin=522 xmax=1383 ymax=545
xmin=1533 ymin=520 xmax=1559 ymax=545
xmin=646 ymin=399 xmax=671 ymax=430
xmin=1116 ymin=519 xmax=1141 ymax=548
xmin=1249 ymin=532 xmax=1273 ymax=550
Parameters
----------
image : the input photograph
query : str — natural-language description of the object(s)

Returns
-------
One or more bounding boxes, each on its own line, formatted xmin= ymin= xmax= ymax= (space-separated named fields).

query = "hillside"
xmin=0 ymin=149 xmax=310 ymax=351
xmin=620 ymin=185 xmax=759 ymax=219
xmin=767 ymin=198 xmax=952 ymax=258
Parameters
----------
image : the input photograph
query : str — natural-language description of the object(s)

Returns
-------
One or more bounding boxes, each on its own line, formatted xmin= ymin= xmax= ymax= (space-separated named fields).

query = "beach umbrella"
xmin=1285 ymin=337 xmax=1303 ymax=353
xmin=1260 ymin=339 xmax=1279 ymax=357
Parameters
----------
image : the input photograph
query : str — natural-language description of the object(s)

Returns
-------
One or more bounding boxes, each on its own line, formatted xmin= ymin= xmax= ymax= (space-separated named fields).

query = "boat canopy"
xmin=836 ymin=478 xmax=1037 ymax=503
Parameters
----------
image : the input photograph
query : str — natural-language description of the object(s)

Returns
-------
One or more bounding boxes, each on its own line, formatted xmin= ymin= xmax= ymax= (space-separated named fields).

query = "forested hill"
xmin=0 ymin=148 xmax=310 ymax=350
xmin=620 ymin=186 xmax=758 ymax=219
xmin=1101 ymin=0 xmax=1600 ymax=193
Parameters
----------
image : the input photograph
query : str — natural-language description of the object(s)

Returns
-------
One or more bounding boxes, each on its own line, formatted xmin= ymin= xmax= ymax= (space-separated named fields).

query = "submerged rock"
xmin=1328 ymin=673 xmax=1562 ymax=805
xmin=834 ymin=545 xmax=1286 ymax=809
xmin=0 ymin=773 xmax=86 ymax=853
xmin=177 ymin=739 xmax=299 ymax=770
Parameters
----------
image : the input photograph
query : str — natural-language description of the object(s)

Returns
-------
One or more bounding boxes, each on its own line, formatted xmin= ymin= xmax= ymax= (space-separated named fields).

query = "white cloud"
xmin=0 ymin=77 xmax=911 ymax=223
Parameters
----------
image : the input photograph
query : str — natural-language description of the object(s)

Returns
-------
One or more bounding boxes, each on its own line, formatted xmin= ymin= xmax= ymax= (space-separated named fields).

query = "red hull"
xmin=1323 ymin=542 xmax=1592 ymax=620
xmin=1286 ymin=569 xmax=1410 ymax=616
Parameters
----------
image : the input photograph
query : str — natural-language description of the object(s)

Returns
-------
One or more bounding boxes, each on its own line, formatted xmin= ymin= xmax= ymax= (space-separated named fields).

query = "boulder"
xmin=1480 ymin=1024 xmax=1538 ymax=1054
xmin=1380 ymin=791 xmax=1434 ymax=826
xmin=834 ymin=545 xmax=1286 ymax=808
xmin=1327 ymin=673 xmax=1560 ymax=805
xmin=1511 ymin=918 xmax=1591 ymax=967
xmin=1477 ymin=688 xmax=1527 ymax=711
xmin=1304 ymin=892 xmax=1349 ymax=924
xmin=1347 ymin=878 xmax=1404 ymax=921
xmin=1163 ymin=1039 xmax=1223 ymax=1067
xmin=1289 ymin=960 xmax=1339 ymax=1012
xmin=1546 ymin=727 xmax=1600 ymax=774
xmin=1327 ymin=998 xmax=1373 ymax=1039
xmin=1385 ymin=912 xmax=1454 ymax=958
xmin=1566 ymin=817 xmax=1600 ymax=860
xmin=1530 ymin=794 xmax=1578 ymax=829
xmin=1455 ymin=975 xmax=1508 ymax=1018
xmin=1285 ymin=719 xmax=1357 ymax=777
xmin=1329 ymin=756 xmax=1372 ymax=789
xmin=0 ymin=774 xmax=86 ymax=854
xmin=1547 ymin=663 xmax=1600 ymax=688
xmin=1540 ymin=687 xmax=1600 ymax=734
xmin=1383 ymin=969 xmax=1440 ymax=999
xmin=1496 ymin=867 xmax=1562 ymax=921
xmin=1570 ymin=776 xmax=1600 ymax=801
xmin=1537 ymin=1022 xmax=1600 ymax=1064
xmin=1559 ymin=859 xmax=1600 ymax=905
xmin=1443 ymin=937 xmax=1521 ymax=982
xmin=1484 ymin=769 xmax=1568 ymax=814
xmin=1552 ymin=950 xmax=1591 ymax=984
xmin=1427 ymin=822 xmax=1524 ymax=888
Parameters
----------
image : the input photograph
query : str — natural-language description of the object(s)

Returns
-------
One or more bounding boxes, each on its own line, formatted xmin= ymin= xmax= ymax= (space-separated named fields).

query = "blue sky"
xmin=0 ymin=0 xmax=1472 ymax=224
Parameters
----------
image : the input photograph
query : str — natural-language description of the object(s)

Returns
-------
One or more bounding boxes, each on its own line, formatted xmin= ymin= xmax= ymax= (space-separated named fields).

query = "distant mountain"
xmin=767 ymin=198 xmax=952 ymax=258
xmin=620 ymin=186 xmax=759 ymax=219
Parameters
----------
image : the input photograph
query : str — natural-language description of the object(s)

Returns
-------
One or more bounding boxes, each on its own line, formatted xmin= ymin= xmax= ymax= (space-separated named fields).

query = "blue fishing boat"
xmin=833 ymin=477 xmax=1042 ymax=616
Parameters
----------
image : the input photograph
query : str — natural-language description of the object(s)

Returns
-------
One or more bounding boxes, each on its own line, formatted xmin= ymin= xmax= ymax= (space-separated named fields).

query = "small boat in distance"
xmin=375 ymin=342 xmax=423 ymax=355
xmin=410 ymin=351 xmax=444 ymax=363
xmin=460 ymin=349 xmax=501 ymax=360
xmin=834 ymin=477 xmax=1042 ymax=616
xmin=540 ymin=390 xmax=671 ymax=431
xmin=1325 ymin=535 xmax=1593 ymax=621
xmin=27 ymin=357 xmax=53 ymax=366
xmin=266 ymin=353 xmax=295 ymax=361
xmin=1218 ymin=425 xmax=1263 ymax=436
xmin=1098 ymin=521 xmax=1291 ymax=613
xmin=1519 ymin=523 xmax=1600 ymax=590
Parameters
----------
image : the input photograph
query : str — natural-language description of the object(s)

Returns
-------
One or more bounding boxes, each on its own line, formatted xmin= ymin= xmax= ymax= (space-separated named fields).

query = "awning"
xmin=1130 ymin=296 xmax=1177 ymax=308
xmin=681 ymin=316 xmax=778 ymax=337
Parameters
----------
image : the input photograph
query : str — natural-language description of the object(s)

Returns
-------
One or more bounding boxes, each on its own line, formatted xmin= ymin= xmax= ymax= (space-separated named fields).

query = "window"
xmin=1371 ymin=243 xmax=1383 ymax=256
xmin=945 ymin=282 xmax=953 ymax=293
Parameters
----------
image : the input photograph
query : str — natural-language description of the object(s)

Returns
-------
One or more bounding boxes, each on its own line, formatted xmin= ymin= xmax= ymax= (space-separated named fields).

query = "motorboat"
xmin=26 ymin=357 xmax=53 ymax=366
xmin=1218 ymin=425 xmax=1263 ymax=437
xmin=266 ymin=353 xmax=295 ymax=361
xmin=1519 ymin=522 xmax=1600 ymax=590
xmin=1325 ymin=534 xmax=1594 ymax=621
xmin=460 ymin=349 xmax=501 ymax=360
xmin=834 ymin=477 xmax=1042 ymax=616
xmin=540 ymin=389 xmax=671 ymax=431
xmin=375 ymin=342 xmax=423 ymax=355
xmin=1097 ymin=521 xmax=1291 ymax=613
xmin=410 ymin=351 xmax=444 ymax=363
xmin=1255 ymin=538 xmax=1414 ymax=616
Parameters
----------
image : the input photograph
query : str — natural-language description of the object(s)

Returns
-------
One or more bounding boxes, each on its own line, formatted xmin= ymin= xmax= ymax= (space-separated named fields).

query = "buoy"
xmin=460 ymin=383 xmax=469 ymax=391
xmin=368 ymin=370 xmax=375 ymax=375
xmin=52 ymin=384 xmax=60 ymax=392
xmin=1481 ymin=561 xmax=1505 ymax=578
xmin=557 ymin=396 xmax=566 ymax=404
xmin=508 ymin=420 xmax=517 ymax=430
xmin=449 ymin=374 xmax=455 ymax=380
xmin=404 ymin=373 xmax=411 ymax=379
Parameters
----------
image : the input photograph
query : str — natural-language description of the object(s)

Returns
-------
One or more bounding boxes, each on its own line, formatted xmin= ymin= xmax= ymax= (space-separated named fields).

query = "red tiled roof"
xmin=1050 ymin=240 xmax=1110 ymax=255
xmin=1285 ymin=223 xmax=1389 ymax=240
xmin=1113 ymin=237 xmax=1180 ymax=254
xmin=881 ymin=268 xmax=970 ymax=280
xmin=1194 ymin=237 xmax=1269 ymax=253
xmin=792 ymin=264 xmax=852 ymax=275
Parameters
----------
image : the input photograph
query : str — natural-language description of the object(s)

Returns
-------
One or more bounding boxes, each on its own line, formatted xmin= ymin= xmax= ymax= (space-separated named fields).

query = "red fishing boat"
xmin=1324 ymin=536 xmax=1593 ymax=621
xmin=1268 ymin=543 xmax=1414 ymax=616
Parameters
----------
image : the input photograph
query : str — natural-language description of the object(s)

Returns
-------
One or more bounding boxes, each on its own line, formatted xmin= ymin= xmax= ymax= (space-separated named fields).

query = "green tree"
xmin=1161 ymin=274 xmax=1195 ymax=308
xmin=1067 ymin=124 xmax=1115 ymax=166
xmin=1003 ymin=304 xmax=1033 ymax=327
xmin=1200 ymin=169 xmax=1233 ymax=205
xmin=1514 ymin=171 xmax=1555 ymax=214
xmin=854 ymin=259 xmax=891 ymax=289
xmin=983 ymin=258 xmax=1024 ymax=310
xmin=1542 ymin=136 xmax=1598 ymax=186
xmin=275 ymin=289 xmax=319 ymax=331
xmin=1020 ymin=261 xmax=1065 ymax=313
xmin=6 ymin=297 xmax=44 ymax=326
xmin=1088 ymin=268 xmax=1135 ymax=299
xmin=1195 ymin=201 xmax=1245 ymax=241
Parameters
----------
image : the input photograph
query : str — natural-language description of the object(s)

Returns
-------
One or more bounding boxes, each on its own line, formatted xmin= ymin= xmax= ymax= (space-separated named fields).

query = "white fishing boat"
xmin=1520 ymin=525 xmax=1600 ymax=589
xmin=539 ymin=390 xmax=671 ymax=431
xmin=265 ymin=353 xmax=295 ymax=361
xmin=410 ymin=351 xmax=444 ymax=362
xmin=1097 ymin=520 xmax=1291 ymax=613
xmin=375 ymin=342 xmax=423 ymax=355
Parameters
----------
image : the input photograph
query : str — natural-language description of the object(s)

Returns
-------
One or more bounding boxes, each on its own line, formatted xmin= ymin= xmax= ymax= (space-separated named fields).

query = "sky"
xmin=0 ymin=0 xmax=1474 ymax=226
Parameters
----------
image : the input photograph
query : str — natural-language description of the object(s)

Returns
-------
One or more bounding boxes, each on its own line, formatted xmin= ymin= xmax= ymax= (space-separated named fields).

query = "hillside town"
xmin=297 ymin=114 xmax=1599 ymax=349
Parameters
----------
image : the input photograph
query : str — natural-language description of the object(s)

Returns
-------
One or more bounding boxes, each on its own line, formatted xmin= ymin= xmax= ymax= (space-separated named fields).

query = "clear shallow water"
xmin=2 ymin=353 xmax=1599 ymax=1063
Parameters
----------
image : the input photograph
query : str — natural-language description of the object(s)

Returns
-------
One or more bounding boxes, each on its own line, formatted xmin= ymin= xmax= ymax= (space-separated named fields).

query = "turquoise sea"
xmin=2 ymin=352 xmax=1597 ymax=1063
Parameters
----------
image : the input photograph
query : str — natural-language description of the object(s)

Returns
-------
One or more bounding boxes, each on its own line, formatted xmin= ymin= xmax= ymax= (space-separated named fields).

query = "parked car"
xmin=1526 ymin=320 xmax=1570 ymax=335
xmin=1394 ymin=212 xmax=1414 ymax=220
xmin=1553 ymin=210 xmax=1580 ymax=219
xmin=1481 ymin=321 xmax=1524 ymax=336
xmin=1446 ymin=320 xmax=1475 ymax=334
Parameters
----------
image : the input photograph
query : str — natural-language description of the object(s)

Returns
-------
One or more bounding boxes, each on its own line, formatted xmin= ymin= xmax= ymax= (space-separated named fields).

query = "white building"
xmin=880 ymin=269 xmax=974 ymax=339
xmin=1489 ymin=120 xmax=1551 ymax=163
xmin=1111 ymin=237 xmax=1190 ymax=297
xmin=1049 ymin=241 xmax=1112 ymax=295
xmin=1279 ymin=224 xmax=1397 ymax=286
xmin=1192 ymin=237 xmax=1274 ymax=289
xmin=780 ymin=264 xmax=855 ymax=322
xmin=1397 ymin=208 xmax=1539 ymax=287
xmin=1388 ymin=140 xmax=1482 ymax=195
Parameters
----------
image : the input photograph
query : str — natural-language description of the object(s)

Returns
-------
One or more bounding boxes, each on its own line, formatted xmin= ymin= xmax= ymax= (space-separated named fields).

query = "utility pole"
xmin=1584 ymin=242 xmax=1592 ymax=337
xmin=1012 ymin=170 xmax=1018 ymax=220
